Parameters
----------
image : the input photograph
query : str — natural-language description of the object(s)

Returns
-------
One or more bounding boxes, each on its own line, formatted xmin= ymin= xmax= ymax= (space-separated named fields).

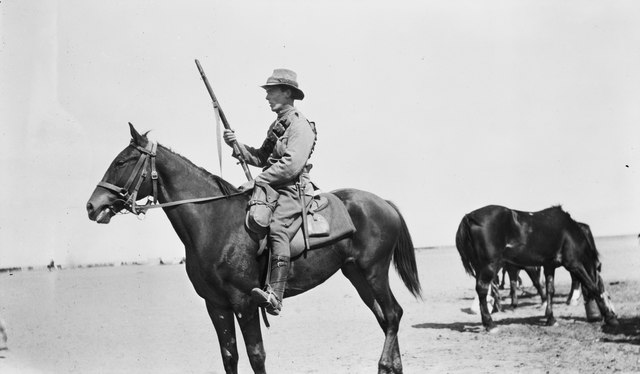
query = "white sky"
xmin=1 ymin=0 xmax=639 ymax=267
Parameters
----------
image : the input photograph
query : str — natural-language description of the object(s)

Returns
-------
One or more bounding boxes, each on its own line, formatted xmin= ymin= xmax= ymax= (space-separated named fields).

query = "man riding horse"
xmin=223 ymin=69 xmax=316 ymax=316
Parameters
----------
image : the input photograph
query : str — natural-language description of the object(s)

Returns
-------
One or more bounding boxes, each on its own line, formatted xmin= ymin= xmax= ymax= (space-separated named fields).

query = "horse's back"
xmin=463 ymin=205 xmax=516 ymax=241
xmin=331 ymin=188 xmax=401 ymax=226
xmin=331 ymin=188 xmax=405 ymax=251
xmin=462 ymin=204 xmax=588 ymax=266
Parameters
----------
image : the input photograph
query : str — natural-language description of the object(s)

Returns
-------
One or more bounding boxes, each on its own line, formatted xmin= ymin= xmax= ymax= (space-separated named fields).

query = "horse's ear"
xmin=129 ymin=122 xmax=146 ymax=145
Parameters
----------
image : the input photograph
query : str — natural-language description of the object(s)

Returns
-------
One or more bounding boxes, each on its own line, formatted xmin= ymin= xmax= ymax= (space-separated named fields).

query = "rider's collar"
xmin=276 ymin=104 xmax=295 ymax=119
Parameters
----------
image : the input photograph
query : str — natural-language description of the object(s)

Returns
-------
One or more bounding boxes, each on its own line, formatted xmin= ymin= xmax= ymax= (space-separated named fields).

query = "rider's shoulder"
xmin=285 ymin=108 xmax=308 ymax=123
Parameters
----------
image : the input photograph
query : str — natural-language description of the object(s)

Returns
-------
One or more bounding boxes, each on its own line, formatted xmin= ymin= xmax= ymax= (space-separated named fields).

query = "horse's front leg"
xmin=543 ymin=267 xmax=557 ymax=326
xmin=566 ymin=273 xmax=582 ymax=306
xmin=591 ymin=274 xmax=619 ymax=326
xmin=234 ymin=304 xmax=266 ymax=374
xmin=206 ymin=301 xmax=240 ymax=374
xmin=571 ymin=268 xmax=618 ymax=326
xmin=523 ymin=267 xmax=546 ymax=307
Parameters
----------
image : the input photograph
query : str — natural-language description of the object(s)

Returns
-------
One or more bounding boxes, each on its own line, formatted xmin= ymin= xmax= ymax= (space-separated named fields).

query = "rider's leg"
xmin=251 ymin=186 xmax=300 ymax=315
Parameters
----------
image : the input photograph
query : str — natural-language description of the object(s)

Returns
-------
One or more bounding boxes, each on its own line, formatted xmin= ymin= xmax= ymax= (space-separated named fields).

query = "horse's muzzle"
xmin=86 ymin=201 xmax=114 ymax=224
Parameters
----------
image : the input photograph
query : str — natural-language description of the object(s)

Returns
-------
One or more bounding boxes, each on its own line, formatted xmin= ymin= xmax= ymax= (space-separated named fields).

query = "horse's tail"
xmin=455 ymin=214 xmax=477 ymax=278
xmin=386 ymin=200 xmax=422 ymax=299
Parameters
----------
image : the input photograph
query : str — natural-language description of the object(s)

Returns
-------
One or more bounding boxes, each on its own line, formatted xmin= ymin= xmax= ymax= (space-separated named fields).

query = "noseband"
xmin=97 ymin=141 xmax=159 ymax=215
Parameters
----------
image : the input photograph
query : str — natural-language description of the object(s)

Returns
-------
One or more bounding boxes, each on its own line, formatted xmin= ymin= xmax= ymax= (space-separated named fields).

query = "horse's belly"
xmin=284 ymin=252 xmax=344 ymax=297
xmin=502 ymin=244 xmax=561 ymax=266
xmin=502 ymin=244 xmax=546 ymax=266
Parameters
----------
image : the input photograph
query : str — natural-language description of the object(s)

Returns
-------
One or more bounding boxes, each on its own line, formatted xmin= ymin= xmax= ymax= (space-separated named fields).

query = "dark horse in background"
xmin=455 ymin=204 xmax=618 ymax=332
xmin=498 ymin=223 xmax=590 ymax=309
xmin=498 ymin=223 xmax=596 ymax=309
xmin=86 ymin=124 xmax=422 ymax=374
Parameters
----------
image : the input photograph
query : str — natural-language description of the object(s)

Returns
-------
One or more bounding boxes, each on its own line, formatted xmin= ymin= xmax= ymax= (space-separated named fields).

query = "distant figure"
xmin=0 ymin=317 xmax=7 ymax=350
xmin=47 ymin=260 xmax=55 ymax=271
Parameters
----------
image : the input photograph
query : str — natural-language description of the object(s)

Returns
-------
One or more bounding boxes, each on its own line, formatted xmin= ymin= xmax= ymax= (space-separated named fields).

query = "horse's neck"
xmin=154 ymin=146 xmax=229 ymax=201
xmin=153 ymin=146 xmax=248 ymax=252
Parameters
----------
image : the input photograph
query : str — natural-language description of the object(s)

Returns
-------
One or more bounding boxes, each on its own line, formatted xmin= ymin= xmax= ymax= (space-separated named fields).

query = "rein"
xmin=97 ymin=140 xmax=246 ymax=216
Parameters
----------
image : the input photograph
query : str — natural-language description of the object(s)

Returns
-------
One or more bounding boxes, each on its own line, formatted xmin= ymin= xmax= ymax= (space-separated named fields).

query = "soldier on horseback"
xmin=223 ymin=68 xmax=317 ymax=316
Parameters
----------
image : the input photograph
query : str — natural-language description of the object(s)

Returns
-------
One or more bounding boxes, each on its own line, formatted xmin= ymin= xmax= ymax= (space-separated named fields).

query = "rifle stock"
xmin=195 ymin=59 xmax=253 ymax=181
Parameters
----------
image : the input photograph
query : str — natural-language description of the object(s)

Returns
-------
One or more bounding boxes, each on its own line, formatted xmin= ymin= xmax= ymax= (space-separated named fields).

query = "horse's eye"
xmin=115 ymin=159 xmax=126 ymax=168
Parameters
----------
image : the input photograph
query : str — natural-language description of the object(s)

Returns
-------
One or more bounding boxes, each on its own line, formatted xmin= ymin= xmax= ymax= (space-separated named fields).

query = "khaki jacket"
xmin=234 ymin=106 xmax=316 ymax=188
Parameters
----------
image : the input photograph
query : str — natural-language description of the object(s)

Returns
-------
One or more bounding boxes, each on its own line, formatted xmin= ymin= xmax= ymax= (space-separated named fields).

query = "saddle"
xmin=245 ymin=185 xmax=356 ymax=257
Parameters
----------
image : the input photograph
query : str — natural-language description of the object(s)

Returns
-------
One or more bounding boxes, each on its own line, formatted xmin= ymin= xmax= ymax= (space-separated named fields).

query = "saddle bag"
xmin=246 ymin=182 xmax=280 ymax=235
xmin=307 ymin=212 xmax=330 ymax=237
xmin=307 ymin=194 xmax=330 ymax=237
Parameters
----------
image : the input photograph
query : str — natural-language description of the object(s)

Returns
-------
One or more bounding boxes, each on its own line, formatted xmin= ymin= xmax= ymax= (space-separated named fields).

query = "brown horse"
xmin=455 ymin=204 xmax=618 ymax=332
xmin=86 ymin=124 xmax=422 ymax=374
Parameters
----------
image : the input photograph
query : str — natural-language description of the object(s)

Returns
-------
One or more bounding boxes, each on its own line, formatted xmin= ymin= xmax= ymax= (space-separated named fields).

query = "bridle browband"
xmin=96 ymin=140 xmax=245 ymax=216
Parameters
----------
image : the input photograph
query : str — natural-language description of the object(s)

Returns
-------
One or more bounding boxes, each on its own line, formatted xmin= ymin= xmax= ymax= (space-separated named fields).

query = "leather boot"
xmin=251 ymin=255 xmax=290 ymax=315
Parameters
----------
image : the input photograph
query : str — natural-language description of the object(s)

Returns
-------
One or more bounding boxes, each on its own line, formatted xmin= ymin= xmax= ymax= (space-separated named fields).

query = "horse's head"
xmin=86 ymin=123 xmax=158 ymax=223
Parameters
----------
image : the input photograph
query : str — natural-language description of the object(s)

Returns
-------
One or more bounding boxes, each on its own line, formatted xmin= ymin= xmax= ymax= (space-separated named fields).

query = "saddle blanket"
xmin=289 ymin=192 xmax=356 ymax=258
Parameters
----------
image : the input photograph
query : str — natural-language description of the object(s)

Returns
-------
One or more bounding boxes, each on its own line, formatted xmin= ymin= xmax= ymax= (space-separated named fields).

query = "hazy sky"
xmin=1 ymin=1 xmax=639 ymax=267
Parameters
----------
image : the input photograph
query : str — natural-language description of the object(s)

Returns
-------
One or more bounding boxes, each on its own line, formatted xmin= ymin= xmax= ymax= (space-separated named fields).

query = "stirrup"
xmin=251 ymin=287 xmax=282 ymax=315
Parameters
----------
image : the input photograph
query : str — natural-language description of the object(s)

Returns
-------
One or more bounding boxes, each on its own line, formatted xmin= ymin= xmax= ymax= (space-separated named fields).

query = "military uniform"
xmin=230 ymin=69 xmax=316 ymax=315
xmin=233 ymin=106 xmax=317 ymax=257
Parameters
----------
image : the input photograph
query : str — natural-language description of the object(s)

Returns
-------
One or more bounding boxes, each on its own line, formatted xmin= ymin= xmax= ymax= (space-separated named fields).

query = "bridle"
xmin=96 ymin=140 xmax=246 ymax=217
xmin=97 ymin=141 xmax=160 ymax=215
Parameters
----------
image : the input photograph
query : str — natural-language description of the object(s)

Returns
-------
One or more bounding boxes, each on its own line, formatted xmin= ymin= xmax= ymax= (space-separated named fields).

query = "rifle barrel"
xmin=195 ymin=59 xmax=253 ymax=181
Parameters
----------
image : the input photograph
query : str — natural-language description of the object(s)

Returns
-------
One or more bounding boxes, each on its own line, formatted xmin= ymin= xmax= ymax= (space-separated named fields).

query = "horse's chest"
xmin=185 ymin=260 xmax=228 ymax=304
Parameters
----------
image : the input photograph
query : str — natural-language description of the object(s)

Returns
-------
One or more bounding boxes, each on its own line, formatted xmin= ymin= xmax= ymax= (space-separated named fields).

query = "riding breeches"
xmin=269 ymin=178 xmax=312 ymax=257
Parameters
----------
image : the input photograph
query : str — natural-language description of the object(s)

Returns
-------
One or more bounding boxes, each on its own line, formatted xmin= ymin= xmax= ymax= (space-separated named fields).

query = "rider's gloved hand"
xmin=223 ymin=129 xmax=237 ymax=147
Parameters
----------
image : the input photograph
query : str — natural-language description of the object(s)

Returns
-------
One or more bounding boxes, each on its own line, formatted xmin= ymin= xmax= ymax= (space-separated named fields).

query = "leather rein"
xmin=96 ymin=141 xmax=245 ymax=216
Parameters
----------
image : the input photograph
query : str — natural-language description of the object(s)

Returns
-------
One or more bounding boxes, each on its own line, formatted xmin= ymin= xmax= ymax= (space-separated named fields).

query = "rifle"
xmin=195 ymin=59 xmax=253 ymax=181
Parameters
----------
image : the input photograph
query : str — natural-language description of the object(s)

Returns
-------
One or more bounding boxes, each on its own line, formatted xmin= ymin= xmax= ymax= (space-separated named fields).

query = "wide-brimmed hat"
xmin=261 ymin=69 xmax=305 ymax=100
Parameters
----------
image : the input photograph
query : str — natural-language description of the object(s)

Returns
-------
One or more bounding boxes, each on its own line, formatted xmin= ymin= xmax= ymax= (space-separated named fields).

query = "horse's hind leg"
xmin=341 ymin=262 xmax=403 ymax=374
xmin=476 ymin=265 xmax=499 ymax=332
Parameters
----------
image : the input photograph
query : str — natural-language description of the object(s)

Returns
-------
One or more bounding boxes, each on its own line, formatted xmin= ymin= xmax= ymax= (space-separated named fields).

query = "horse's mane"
xmin=157 ymin=143 xmax=239 ymax=195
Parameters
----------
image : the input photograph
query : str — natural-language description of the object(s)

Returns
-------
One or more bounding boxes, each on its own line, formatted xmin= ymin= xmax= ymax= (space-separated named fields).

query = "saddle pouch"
xmin=307 ymin=213 xmax=330 ymax=237
xmin=245 ymin=182 xmax=280 ymax=235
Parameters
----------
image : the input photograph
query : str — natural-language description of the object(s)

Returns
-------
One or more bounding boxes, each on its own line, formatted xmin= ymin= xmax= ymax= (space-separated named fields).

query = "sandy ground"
xmin=1 ymin=235 xmax=639 ymax=374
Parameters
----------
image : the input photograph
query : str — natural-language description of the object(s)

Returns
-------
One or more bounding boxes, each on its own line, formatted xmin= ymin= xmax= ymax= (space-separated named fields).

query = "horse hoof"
xmin=605 ymin=317 xmax=620 ymax=327
xmin=486 ymin=325 xmax=500 ymax=334
xmin=546 ymin=318 xmax=558 ymax=327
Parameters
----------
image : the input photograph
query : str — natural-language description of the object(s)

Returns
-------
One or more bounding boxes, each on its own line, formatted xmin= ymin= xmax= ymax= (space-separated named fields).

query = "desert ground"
xmin=0 ymin=235 xmax=639 ymax=374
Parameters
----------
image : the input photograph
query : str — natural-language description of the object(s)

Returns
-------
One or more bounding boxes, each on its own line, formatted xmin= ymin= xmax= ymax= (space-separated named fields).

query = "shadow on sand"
xmin=413 ymin=315 xmax=640 ymax=345
xmin=460 ymin=291 xmax=571 ymax=302
xmin=601 ymin=316 xmax=640 ymax=345
xmin=412 ymin=316 xmax=547 ymax=333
